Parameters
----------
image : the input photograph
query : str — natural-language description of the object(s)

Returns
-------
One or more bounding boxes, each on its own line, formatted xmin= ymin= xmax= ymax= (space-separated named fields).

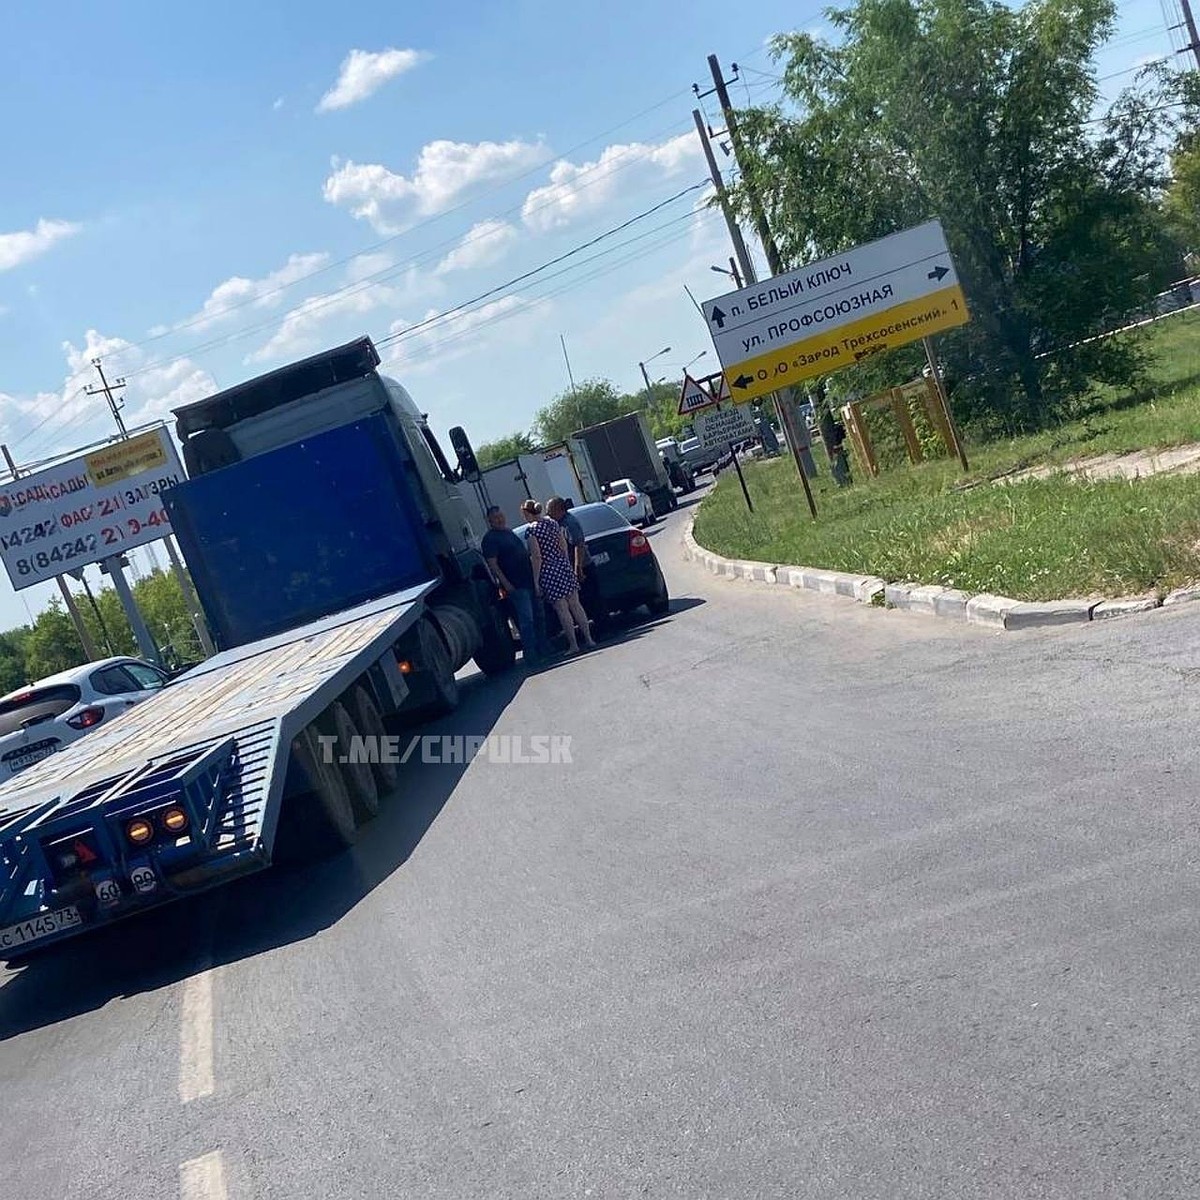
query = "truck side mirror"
xmin=448 ymin=426 xmax=482 ymax=483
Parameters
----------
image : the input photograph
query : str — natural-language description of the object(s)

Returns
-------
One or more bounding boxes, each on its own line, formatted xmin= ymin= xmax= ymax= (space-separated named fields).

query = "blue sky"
xmin=0 ymin=0 xmax=1185 ymax=635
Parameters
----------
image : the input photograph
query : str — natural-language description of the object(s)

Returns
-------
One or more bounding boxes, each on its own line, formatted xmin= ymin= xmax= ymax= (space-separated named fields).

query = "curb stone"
xmin=681 ymin=516 xmax=1185 ymax=630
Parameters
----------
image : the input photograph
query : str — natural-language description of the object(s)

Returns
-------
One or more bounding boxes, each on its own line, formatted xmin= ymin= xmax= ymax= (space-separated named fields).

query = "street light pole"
xmin=638 ymin=346 xmax=671 ymax=406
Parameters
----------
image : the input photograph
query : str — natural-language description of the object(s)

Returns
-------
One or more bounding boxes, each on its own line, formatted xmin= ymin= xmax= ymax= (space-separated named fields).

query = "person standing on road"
xmin=482 ymin=506 xmax=545 ymax=668
xmin=548 ymin=495 xmax=598 ymax=629
xmin=521 ymin=499 xmax=595 ymax=656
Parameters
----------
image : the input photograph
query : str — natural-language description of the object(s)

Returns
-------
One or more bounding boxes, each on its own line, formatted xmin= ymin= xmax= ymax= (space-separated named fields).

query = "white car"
xmin=603 ymin=478 xmax=655 ymax=527
xmin=0 ymin=656 xmax=171 ymax=777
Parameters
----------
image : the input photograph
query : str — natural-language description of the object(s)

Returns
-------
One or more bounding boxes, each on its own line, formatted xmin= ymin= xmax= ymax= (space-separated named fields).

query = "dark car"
xmin=519 ymin=503 xmax=669 ymax=633
xmin=573 ymin=501 xmax=669 ymax=620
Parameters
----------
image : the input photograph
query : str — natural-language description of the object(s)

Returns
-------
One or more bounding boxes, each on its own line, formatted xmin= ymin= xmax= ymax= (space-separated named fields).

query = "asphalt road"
xmin=3 ymin=490 xmax=1200 ymax=1199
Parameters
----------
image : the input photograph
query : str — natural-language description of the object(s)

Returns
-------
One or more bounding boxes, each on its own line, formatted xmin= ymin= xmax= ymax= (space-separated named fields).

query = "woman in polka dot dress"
xmin=521 ymin=500 xmax=595 ymax=655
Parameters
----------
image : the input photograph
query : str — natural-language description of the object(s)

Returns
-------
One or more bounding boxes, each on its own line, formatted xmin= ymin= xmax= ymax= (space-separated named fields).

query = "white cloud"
xmin=316 ymin=47 xmax=429 ymax=113
xmin=0 ymin=218 xmax=82 ymax=272
xmin=273 ymin=96 xmax=285 ymax=111
xmin=182 ymin=252 xmax=331 ymax=330
xmin=521 ymin=133 xmax=700 ymax=233
xmin=0 ymin=329 xmax=217 ymax=459
xmin=435 ymin=219 xmax=519 ymax=275
xmin=246 ymin=262 xmax=431 ymax=365
xmin=323 ymin=138 xmax=547 ymax=234
xmin=382 ymin=294 xmax=549 ymax=375
xmin=62 ymin=330 xmax=217 ymax=428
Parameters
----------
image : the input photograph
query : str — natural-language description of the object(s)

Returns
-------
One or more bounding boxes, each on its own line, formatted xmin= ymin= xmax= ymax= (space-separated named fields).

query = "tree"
xmin=731 ymin=0 xmax=1195 ymax=433
xmin=1164 ymin=143 xmax=1200 ymax=261
xmin=533 ymin=379 xmax=626 ymax=444
xmin=476 ymin=431 xmax=536 ymax=468
xmin=23 ymin=601 xmax=85 ymax=679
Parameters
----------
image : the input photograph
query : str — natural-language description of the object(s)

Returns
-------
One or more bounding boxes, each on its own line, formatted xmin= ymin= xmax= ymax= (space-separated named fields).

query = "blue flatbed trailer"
xmin=0 ymin=584 xmax=430 ymax=957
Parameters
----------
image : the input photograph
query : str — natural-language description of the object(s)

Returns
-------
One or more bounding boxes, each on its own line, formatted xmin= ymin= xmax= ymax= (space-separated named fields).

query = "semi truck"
xmin=570 ymin=412 xmax=675 ymax=518
xmin=0 ymin=337 xmax=516 ymax=959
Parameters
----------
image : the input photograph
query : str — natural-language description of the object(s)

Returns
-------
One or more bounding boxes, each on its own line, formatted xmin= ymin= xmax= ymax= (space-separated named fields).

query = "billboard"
xmin=0 ymin=428 xmax=184 ymax=591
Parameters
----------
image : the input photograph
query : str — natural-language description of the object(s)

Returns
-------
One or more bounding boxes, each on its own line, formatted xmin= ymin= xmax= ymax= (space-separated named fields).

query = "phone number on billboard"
xmin=10 ymin=510 xmax=170 ymax=576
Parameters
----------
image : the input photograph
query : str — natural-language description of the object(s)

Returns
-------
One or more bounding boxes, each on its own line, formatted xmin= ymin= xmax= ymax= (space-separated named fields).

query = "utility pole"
xmin=1179 ymin=0 xmax=1200 ymax=70
xmin=88 ymin=359 xmax=215 ymax=661
xmin=693 ymin=86 xmax=818 ymax=519
xmin=0 ymin=444 xmax=99 ymax=659
xmin=84 ymin=358 xmax=129 ymax=438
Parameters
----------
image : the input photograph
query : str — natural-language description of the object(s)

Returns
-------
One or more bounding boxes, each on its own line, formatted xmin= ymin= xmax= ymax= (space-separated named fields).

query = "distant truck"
xmin=571 ymin=412 xmax=675 ymax=517
xmin=0 ymin=337 xmax=518 ymax=959
xmin=468 ymin=442 xmax=599 ymax=529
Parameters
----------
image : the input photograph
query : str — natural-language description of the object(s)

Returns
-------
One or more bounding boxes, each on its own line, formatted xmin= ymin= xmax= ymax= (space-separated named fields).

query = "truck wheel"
xmin=347 ymin=684 xmax=399 ymax=795
xmin=321 ymin=700 xmax=379 ymax=825
xmin=473 ymin=600 xmax=517 ymax=676
xmin=278 ymin=726 xmax=357 ymax=862
xmin=420 ymin=618 xmax=459 ymax=716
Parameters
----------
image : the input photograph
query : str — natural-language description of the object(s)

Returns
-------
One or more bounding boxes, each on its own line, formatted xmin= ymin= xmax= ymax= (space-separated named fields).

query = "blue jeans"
xmin=508 ymin=587 xmax=543 ymax=664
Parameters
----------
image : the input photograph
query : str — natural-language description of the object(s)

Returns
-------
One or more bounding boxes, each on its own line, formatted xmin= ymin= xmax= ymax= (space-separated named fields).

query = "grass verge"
xmin=694 ymin=310 xmax=1200 ymax=602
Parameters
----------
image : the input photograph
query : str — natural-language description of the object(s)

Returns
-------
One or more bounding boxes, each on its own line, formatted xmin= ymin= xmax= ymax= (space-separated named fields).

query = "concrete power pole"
xmin=1180 ymin=0 xmax=1200 ymax=69
xmin=695 ymin=62 xmax=819 ymax=518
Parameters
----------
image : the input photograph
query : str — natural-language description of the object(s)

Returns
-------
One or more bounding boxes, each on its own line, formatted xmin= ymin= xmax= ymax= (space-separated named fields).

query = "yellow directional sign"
xmin=726 ymin=284 xmax=968 ymax=402
xmin=702 ymin=220 xmax=970 ymax=404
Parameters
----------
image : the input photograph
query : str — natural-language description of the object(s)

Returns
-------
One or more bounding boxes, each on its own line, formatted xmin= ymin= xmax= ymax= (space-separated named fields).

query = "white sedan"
xmin=0 ymin=656 xmax=171 ymax=777
xmin=603 ymin=478 xmax=655 ymax=527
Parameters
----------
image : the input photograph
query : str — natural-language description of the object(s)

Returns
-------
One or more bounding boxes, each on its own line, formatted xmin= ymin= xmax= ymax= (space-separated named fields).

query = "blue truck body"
xmin=0 ymin=337 xmax=508 ymax=958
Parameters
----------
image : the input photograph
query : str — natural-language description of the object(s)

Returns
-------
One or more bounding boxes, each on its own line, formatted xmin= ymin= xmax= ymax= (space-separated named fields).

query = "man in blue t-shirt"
xmin=481 ymin=506 xmax=544 ymax=667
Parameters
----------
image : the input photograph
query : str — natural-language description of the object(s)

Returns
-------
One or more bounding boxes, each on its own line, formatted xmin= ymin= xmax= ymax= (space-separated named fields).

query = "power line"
xmin=115 ymin=114 xmax=699 ymax=384
xmin=376 ymin=182 xmax=708 ymax=348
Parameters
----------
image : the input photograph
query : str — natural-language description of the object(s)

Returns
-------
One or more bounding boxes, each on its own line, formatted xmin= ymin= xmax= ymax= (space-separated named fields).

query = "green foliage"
xmin=1164 ymin=143 xmax=1200 ymax=259
xmin=694 ymin=311 xmax=1200 ymax=601
xmin=475 ymin=431 xmax=535 ymax=468
xmin=0 ymin=565 xmax=205 ymax=691
xmin=730 ymin=0 xmax=1198 ymax=434
xmin=533 ymin=379 xmax=627 ymax=444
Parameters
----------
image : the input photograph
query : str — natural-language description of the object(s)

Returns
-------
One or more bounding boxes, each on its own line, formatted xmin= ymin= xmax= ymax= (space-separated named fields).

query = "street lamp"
xmin=710 ymin=259 xmax=744 ymax=289
xmin=681 ymin=350 xmax=708 ymax=375
xmin=638 ymin=346 xmax=672 ymax=403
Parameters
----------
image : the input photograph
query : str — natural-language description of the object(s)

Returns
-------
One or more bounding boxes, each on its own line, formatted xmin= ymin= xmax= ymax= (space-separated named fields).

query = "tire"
xmin=644 ymin=508 xmax=656 ymax=526
xmin=647 ymin=585 xmax=670 ymax=616
xmin=347 ymin=684 xmax=399 ymax=795
xmin=277 ymin=726 xmax=357 ymax=862
xmin=320 ymin=700 xmax=379 ymax=825
xmin=419 ymin=617 xmax=459 ymax=717
xmin=472 ymin=596 xmax=517 ymax=676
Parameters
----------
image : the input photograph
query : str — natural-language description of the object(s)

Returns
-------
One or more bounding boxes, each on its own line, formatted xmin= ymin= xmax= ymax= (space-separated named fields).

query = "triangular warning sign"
xmin=678 ymin=374 xmax=717 ymax=416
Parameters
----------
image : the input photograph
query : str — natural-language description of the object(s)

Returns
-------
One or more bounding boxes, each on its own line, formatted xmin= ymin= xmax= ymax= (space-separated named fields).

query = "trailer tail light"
xmin=125 ymin=817 xmax=154 ymax=846
xmin=396 ymin=658 xmax=414 ymax=675
xmin=629 ymin=532 xmax=651 ymax=557
xmin=66 ymin=706 xmax=105 ymax=730
xmin=626 ymin=495 xmax=637 ymax=506
xmin=161 ymin=806 xmax=189 ymax=835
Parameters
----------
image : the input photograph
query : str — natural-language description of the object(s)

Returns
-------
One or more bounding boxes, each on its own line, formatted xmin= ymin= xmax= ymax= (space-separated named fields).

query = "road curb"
xmin=681 ymin=517 xmax=1200 ymax=631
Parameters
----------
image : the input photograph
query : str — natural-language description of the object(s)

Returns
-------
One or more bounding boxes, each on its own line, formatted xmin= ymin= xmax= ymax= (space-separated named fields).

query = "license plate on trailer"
xmin=7 ymin=744 xmax=56 ymax=773
xmin=591 ymin=552 xmax=610 ymax=565
xmin=0 ymin=906 xmax=82 ymax=951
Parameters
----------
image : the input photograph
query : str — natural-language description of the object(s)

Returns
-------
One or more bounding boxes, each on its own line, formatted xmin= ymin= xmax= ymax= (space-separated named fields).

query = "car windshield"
xmin=573 ymin=505 xmax=629 ymax=535
xmin=0 ymin=684 xmax=82 ymax=736
xmin=679 ymin=438 xmax=700 ymax=453
xmin=607 ymin=480 xmax=634 ymax=495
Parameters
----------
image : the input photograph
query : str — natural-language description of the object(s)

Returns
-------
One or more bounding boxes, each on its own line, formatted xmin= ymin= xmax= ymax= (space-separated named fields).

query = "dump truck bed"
xmin=0 ymin=584 xmax=432 ymax=953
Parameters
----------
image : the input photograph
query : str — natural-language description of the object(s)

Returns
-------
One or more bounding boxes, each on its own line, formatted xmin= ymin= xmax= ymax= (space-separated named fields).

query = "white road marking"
xmin=179 ymin=964 xmax=215 ymax=1103
xmin=180 ymin=1150 xmax=227 ymax=1200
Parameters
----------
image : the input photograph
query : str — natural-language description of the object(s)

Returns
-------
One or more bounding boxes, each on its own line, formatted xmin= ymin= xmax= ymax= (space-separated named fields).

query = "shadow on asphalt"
xmin=0 ymin=596 xmax=706 ymax=1037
